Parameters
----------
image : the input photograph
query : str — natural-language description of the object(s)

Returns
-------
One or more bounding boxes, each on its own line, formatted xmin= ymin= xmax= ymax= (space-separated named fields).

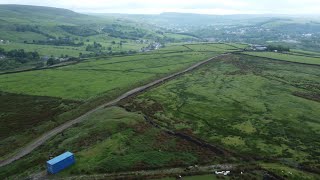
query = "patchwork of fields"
xmin=0 ymin=43 xmax=233 ymax=162
xmin=243 ymin=51 xmax=320 ymax=65
xmin=1 ymin=43 xmax=320 ymax=179
xmin=0 ymin=37 xmax=147 ymax=57
xmin=0 ymin=43 xmax=243 ymax=101
xmin=3 ymin=4 xmax=320 ymax=179
xmin=0 ymin=51 xmax=219 ymax=100
xmin=0 ymin=42 xmax=89 ymax=57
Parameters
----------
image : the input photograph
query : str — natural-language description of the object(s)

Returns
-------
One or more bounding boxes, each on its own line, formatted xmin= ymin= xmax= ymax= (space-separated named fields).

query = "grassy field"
xmin=0 ymin=30 xmax=47 ymax=42
xmin=291 ymin=49 xmax=320 ymax=57
xmin=0 ymin=107 xmax=225 ymax=179
xmin=243 ymin=51 xmax=320 ymax=65
xmin=155 ymin=45 xmax=191 ymax=53
xmin=122 ymin=54 xmax=320 ymax=176
xmin=81 ymin=34 xmax=147 ymax=52
xmin=0 ymin=50 xmax=221 ymax=100
xmin=0 ymin=42 xmax=89 ymax=57
xmin=0 ymin=43 xmax=230 ymax=162
xmin=260 ymin=163 xmax=320 ymax=180
xmin=163 ymin=33 xmax=199 ymax=41
xmin=185 ymin=43 xmax=241 ymax=52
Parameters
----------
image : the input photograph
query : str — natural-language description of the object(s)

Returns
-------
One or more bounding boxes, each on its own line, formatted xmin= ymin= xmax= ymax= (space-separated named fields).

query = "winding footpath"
xmin=0 ymin=53 xmax=228 ymax=168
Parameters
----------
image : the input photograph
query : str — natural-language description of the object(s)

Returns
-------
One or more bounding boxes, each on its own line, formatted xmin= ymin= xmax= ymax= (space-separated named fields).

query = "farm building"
xmin=251 ymin=45 xmax=268 ymax=51
xmin=47 ymin=151 xmax=75 ymax=174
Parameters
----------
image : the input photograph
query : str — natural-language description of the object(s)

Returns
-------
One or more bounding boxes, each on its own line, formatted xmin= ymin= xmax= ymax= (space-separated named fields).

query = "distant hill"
xmin=0 ymin=5 xmax=101 ymax=44
xmin=0 ymin=5 xmax=165 ymax=43
xmin=0 ymin=4 xmax=96 ymax=25
xmin=105 ymin=12 xmax=285 ymax=29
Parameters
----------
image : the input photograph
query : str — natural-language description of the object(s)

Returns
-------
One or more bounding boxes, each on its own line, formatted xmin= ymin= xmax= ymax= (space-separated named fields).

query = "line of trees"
xmin=47 ymin=56 xmax=80 ymax=66
xmin=59 ymin=25 xmax=99 ymax=37
xmin=0 ymin=48 xmax=40 ymax=63
xmin=267 ymin=45 xmax=290 ymax=52
xmin=25 ymin=38 xmax=84 ymax=47
xmin=86 ymin=42 xmax=103 ymax=52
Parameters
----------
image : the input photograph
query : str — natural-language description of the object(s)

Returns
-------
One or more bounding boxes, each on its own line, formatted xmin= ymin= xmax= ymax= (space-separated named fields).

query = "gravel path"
xmin=0 ymin=54 xmax=228 ymax=167
xmin=31 ymin=164 xmax=234 ymax=180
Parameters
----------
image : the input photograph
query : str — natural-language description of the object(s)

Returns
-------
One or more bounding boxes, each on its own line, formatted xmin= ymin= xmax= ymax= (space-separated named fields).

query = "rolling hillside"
xmin=0 ymin=4 xmax=153 ymax=42
xmin=0 ymin=5 xmax=200 ymax=72
xmin=0 ymin=4 xmax=96 ymax=24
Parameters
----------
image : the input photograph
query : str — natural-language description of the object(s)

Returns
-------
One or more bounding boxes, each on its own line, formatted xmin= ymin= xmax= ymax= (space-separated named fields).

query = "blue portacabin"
xmin=47 ymin=151 xmax=75 ymax=174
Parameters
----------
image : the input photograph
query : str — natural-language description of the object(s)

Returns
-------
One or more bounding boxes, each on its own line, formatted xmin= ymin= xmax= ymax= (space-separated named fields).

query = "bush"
xmin=267 ymin=45 xmax=290 ymax=52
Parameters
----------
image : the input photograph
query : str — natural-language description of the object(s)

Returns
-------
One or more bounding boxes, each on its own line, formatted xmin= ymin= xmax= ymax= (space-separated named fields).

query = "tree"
xmin=0 ymin=48 xmax=4 ymax=54
xmin=267 ymin=45 xmax=290 ymax=52
xmin=47 ymin=58 xmax=54 ymax=66
xmin=47 ymin=58 xmax=60 ymax=66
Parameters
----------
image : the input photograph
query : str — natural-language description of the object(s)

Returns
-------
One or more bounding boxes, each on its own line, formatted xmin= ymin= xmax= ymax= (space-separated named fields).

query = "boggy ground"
xmin=120 ymin=54 xmax=320 ymax=178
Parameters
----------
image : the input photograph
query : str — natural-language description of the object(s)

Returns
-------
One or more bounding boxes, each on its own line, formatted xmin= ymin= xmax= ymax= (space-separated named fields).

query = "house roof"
xmin=47 ymin=151 xmax=73 ymax=165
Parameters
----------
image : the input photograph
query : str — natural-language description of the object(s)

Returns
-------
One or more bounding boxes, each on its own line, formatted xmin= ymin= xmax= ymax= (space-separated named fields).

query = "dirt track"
xmin=55 ymin=164 xmax=234 ymax=180
xmin=28 ymin=164 xmax=234 ymax=180
xmin=0 ymin=53 xmax=228 ymax=168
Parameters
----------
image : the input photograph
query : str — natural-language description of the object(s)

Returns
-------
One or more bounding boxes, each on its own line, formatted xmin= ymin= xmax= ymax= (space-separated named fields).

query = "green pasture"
xmin=243 ymin=51 xmax=320 ymax=65
xmin=163 ymin=33 xmax=199 ymax=41
xmin=0 ymin=30 xmax=47 ymax=42
xmin=185 ymin=43 xmax=241 ymax=52
xmin=0 ymin=42 xmax=88 ymax=57
xmin=0 ymin=48 xmax=222 ymax=100
xmin=0 ymin=43 xmax=229 ymax=160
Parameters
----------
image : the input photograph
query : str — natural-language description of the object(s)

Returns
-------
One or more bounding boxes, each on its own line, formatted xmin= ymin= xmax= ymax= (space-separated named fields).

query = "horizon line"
xmin=1 ymin=3 xmax=320 ymax=16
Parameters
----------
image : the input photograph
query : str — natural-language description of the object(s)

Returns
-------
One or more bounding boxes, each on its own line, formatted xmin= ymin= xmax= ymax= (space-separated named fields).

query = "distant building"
xmin=140 ymin=42 xmax=162 ymax=52
xmin=251 ymin=45 xmax=267 ymax=51
xmin=59 ymin=57 xmax=69 ymax=62
xmin=41 ymin=56 xmax=50 ymax=61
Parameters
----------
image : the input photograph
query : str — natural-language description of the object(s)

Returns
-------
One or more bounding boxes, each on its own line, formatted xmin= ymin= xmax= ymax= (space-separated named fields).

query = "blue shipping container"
xmin=47 ymin=151 xmax=75 ymax=174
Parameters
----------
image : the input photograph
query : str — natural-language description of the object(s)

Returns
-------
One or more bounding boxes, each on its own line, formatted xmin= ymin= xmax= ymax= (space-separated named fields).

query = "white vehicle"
xmin=215 ymin=171 xmax=231 ymax=176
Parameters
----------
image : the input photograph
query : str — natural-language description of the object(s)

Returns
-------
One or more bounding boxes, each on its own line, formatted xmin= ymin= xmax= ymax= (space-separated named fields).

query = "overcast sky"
xmin=1 ymin=0 xmax=320 ymax=15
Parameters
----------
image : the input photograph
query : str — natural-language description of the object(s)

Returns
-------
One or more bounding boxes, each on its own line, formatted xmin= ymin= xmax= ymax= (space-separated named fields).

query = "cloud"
xmin=0 ymin=0 xmax=319 ymax=14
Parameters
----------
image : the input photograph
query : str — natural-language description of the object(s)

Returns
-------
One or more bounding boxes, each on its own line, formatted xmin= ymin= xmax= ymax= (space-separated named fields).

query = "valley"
xmin=0 ymin=3 xmax=319 ymax=180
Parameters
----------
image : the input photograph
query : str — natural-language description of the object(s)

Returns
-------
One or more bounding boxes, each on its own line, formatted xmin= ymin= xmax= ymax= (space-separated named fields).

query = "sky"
xmin=0 ymin=0 xmax=320 ymax=15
